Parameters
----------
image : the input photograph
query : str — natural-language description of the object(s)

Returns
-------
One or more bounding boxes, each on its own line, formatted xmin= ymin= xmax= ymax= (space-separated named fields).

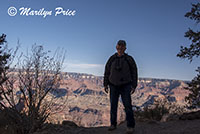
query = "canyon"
xmin=45 ymin=72 xmax=189 ymax=127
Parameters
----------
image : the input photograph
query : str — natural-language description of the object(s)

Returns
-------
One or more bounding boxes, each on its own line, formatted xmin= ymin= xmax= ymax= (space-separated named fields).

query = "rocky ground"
xmin=32 ymin=119 xmax=200 ymax=134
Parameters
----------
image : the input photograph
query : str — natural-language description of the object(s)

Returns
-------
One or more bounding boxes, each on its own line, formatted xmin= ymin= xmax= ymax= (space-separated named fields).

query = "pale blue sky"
xmin=1 ymin=0 xmax=200 ymax=80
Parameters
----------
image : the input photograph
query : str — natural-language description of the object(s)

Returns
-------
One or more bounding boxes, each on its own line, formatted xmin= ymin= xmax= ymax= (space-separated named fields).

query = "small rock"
xmin=62 ymin=120 xmax=78 ymax=127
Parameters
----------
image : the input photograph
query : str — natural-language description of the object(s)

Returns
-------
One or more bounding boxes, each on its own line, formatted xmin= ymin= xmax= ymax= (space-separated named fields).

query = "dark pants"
xmin=109 ymin=83 xmax=135 ymax=128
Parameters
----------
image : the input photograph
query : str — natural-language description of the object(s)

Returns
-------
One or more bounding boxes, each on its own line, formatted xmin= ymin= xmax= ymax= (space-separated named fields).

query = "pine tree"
xmin=177 ymin=3 xmax=200 ymax=108
xmin=185 ymin=67 xmax=200 ymax=108
xmin=0 ymin=34 xmax=10 ymax=101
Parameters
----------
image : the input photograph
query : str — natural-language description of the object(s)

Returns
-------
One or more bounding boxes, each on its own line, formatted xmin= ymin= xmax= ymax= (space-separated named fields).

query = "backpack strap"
xmin=124 ymin=53 xmax=138 ymax=88
xmin=124 ymin=53 xmax=133 ymax=77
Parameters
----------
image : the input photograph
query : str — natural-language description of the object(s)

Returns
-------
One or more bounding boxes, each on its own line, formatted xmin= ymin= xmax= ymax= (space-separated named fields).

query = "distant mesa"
xmin=16 ymin=88 xmax=68 ymax=98
xmin=50 ymin=88 xmax=68 ymax=98
xmin=69 ymin=106 xmax=81 ymax=112
xmin=83 ymin=108 xmax=98 ymax=114
xmin=73 ymin=88 xmax=106 ymax=96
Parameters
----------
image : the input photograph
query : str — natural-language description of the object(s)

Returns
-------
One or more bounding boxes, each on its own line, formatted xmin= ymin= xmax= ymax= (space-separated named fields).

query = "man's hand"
xmin=131 ymin=87 xmax=135 ymax=94
xmin=104 ymin=86 xmax=109 ymax=94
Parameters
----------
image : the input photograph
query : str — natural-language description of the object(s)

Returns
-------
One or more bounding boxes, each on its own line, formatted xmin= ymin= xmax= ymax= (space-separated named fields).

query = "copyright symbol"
xmin=8 ymin=7 xmax=17 ymax=16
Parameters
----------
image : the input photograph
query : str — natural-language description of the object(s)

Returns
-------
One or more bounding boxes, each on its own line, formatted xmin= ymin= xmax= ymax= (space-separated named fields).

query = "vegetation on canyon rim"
xmin=0 ymin=34 xmax=66 ymax=133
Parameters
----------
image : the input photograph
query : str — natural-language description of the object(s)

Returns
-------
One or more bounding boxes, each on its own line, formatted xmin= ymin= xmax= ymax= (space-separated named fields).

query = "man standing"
xmin=104 ymin=40 xmax=138 ymax=134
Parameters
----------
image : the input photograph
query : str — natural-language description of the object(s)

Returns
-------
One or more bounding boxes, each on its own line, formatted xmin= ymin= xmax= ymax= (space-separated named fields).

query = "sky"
xmin=0 ymin=0 xmax=200 ymax=81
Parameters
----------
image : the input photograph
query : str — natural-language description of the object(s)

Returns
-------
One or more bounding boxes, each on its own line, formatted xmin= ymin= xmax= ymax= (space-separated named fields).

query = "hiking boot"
xmin=108 ymin=125 xmax=116 ymax=131
xmin=126 ymin=127 xmax=134 ymax=134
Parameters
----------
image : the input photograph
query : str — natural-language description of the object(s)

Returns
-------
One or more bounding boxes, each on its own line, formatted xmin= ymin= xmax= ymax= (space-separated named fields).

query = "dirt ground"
xmin=32 ymin=119 xmax=200 ymax=134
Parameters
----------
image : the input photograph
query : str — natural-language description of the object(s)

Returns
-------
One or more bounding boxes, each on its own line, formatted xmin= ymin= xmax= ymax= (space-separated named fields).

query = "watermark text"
xmin=8 ymin=6 xmax=76 ymax=18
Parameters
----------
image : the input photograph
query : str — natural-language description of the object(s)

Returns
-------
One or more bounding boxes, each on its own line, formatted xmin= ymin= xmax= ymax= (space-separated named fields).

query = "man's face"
xmin=116 ymin=45 xmax=126 ymax=56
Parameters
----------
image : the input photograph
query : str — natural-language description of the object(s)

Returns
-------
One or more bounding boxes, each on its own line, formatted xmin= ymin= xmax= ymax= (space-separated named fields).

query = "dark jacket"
xmin=103 ymin=53 xmax=138 ymax=89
